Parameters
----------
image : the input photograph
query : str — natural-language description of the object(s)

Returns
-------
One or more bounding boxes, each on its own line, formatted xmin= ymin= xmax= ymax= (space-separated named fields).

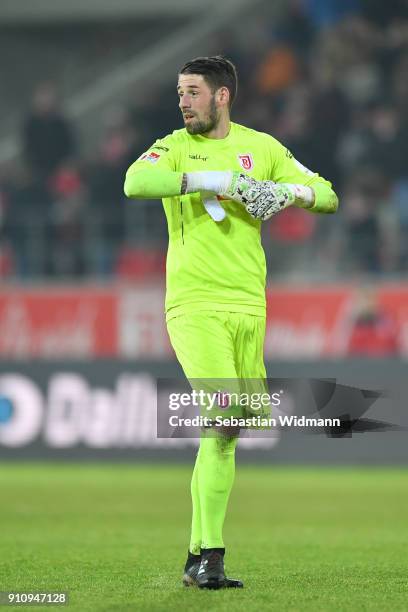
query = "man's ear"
xmin=217 ymin=86 xmax=230 ymax=108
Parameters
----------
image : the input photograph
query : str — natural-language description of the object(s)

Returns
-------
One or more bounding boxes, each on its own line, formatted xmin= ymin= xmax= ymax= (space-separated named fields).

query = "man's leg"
xmin=198 ymin=434 xmax=238 ymax=550
xmin=192 ymin=313 xmax=268 ymax=588
xmin=183 ymin=432 xmax=240 ymax=588
xmin=181 ymin=460 xmax=202 ymax=585
xmin=167 ymin=312 xmax=242 ymax=587
xmin=233 ymin=313 xmax=267 ymax=380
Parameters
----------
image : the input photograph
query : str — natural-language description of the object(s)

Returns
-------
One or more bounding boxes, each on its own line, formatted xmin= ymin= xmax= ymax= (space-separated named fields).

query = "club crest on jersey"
xmin=139 ymin=151 xmax=161 ymax=163
xmin=238 ymin=154 xmax=253 ymax=171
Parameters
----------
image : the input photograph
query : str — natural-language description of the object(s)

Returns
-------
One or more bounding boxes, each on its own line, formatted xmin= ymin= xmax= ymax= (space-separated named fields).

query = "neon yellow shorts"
xmin=167 ymin=311 xmax=270 ymax=423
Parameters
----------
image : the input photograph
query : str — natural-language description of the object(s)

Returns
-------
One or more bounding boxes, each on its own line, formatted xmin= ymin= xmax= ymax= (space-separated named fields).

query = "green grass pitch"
xmin=0 ymin=464 xmax=407 ymax=611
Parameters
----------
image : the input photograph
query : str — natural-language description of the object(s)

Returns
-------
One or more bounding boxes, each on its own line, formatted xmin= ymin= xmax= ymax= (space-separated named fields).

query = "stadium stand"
xmin=1 ymin=0 xmax=408 ymax=279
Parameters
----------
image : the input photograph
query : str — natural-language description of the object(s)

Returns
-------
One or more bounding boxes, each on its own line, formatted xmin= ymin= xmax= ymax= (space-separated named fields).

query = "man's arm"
xmin=302 ymin=181 xmax=338 ymax=214
xmin=124 ymin=147 xmax=232 ymax=221
xmin=124 ymin=167 xmax=185 ymax=199
xmin=124 ymin=161 xmax=234 ymax=202
xmin=269 ymin=141 xmax=338 ymax=215
xmin=124 ymin=135 xmax=188 ymax=199
xmin=124 ymin=154 xmax=248 ymax=201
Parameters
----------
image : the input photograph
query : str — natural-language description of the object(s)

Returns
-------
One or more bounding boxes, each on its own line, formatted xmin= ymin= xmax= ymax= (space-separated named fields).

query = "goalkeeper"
xmin=124 ymin=55 xmax=338 ymax=590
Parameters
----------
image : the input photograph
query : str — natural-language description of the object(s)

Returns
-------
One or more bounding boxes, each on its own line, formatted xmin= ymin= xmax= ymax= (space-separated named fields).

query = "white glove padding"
xmin=201 ymin=191 xmax=226 ymax=222
xmin=221 ymin=173 xmax=299 ymax=220
xmin=185 ymin=171 xmax=314 ymax=221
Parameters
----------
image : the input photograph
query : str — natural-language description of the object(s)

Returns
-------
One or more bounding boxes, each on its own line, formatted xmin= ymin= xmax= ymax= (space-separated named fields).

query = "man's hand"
xmin=221 ymin=172 xmax=314 ymax=220
xmin=184 ymin=170 xmax=315 ymax=220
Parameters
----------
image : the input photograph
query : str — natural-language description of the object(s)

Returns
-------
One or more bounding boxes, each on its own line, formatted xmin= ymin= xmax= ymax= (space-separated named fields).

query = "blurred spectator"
xmin=3 ymin=165 xmax=52 ymax=276
xmin=265 ymin=206 xmax=317 ymax=275
xmin=340 ymin=173 xmax=381 ymax=273
xmin=392 ymin=53 xmax=408 ymax=123
xmin=86 ymin=109 xmax=139 ymax=274
xmin=390 ymin=179 xmax=408 ymax=269
xmin=255 ymin=46 xmax=299 ymax=95
xmin=361 ymin=0 xmax=408 ymax=27
xmin=278 ymin=81 xmax=348 ymax=186
xmin=22 ymin=82 xmax=76 ymax=181
xmin=302 ymin=0 xmax=362 ymax=29
xmin=347 ymin=287 xmax=400 ymax=356
xmin=277 ymin=1 xmax=314 ymax=52
xmin=0 ymin=186 xmax=14 ymax=277
xmin=48 ymin=162 xmax=85 ymax=277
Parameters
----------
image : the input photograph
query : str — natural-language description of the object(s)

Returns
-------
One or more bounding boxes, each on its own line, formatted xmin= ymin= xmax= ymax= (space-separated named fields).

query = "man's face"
xmin=177 ymin=73 xmax=219 ymax=135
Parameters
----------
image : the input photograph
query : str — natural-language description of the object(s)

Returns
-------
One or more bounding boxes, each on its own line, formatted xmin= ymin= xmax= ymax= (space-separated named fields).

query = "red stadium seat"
xmin=115 ymin=246 xmax=165 ymax=280
xmin=269 ymin=207 xmax=316 ymax=242
xmin=0 ymin=246 xmax=14 ymax=277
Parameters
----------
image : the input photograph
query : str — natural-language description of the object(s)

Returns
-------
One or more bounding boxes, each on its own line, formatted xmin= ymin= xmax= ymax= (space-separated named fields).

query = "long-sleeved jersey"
xmin=125 ymin=122 xmax=338 ymax=320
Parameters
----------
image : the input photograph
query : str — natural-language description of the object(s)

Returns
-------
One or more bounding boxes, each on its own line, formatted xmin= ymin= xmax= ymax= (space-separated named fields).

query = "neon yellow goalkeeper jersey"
xmin=128 ymin=122 xmax=333 ymax=321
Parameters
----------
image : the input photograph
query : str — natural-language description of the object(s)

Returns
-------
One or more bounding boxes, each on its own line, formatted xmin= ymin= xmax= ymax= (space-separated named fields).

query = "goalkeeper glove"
xmin=184 ymin=171 xmax=314 ymax=220
xmin=221 ymin=172 xmax=315 ymax=220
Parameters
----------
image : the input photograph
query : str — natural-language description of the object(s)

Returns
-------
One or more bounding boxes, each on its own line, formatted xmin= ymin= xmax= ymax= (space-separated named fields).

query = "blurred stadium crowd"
xmin=1 ymin=0 xmax=408 ymax=280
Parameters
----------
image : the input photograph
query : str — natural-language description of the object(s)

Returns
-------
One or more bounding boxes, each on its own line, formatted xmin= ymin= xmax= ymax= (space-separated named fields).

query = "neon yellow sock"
xmin=189 ymin=434 xmax=238 ymax=553
xmin=189 ymin=457 xmax=201 ymax=555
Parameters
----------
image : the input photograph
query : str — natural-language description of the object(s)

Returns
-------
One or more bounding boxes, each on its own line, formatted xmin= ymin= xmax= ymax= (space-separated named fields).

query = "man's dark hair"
xmin=179 ymin=55 xmax=238 ymax=108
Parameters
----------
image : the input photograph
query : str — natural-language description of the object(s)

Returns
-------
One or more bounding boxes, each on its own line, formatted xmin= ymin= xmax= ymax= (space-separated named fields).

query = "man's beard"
xmin=185 ymin=97 xmax=218 ymax=135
